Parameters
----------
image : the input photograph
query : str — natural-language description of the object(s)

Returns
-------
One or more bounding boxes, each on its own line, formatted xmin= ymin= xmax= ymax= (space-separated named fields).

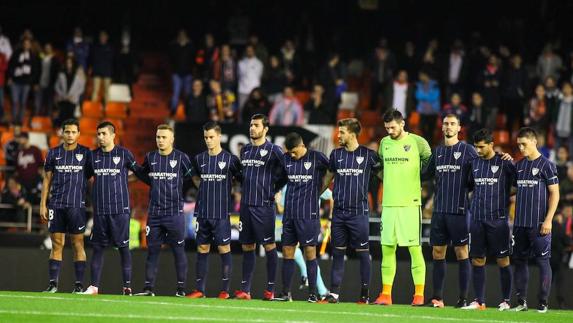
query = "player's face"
xmin=442 ymin=116 xmax=461 ymax=139
xmin=474 ymin=140 xmax=494 ymax=158
xmin=249 ymin=119 xmax=267 ymax=140
xmin=97 ymin=127 xmax=115 ymax=148
xmin=203 ymin=129 xmax=221 ymax=150
xmin=63 ymin=125 xmax=79 ymax=145
xmin=384 ymin=120 xmax=405 ymax=140
xmin=156 ymin=129 xmax=174 ymax=151
xmin=337 ymin=126 xmax=355 ymax=147
xmin=517 ymin=136 xmax=537 ymax=157
xmin=287 ymin=143 xmax=305 ymax=160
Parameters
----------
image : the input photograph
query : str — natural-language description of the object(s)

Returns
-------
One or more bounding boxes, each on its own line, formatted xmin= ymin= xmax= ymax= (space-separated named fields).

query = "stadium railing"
xmin=0 ymin=203 xmax=34 ymax=232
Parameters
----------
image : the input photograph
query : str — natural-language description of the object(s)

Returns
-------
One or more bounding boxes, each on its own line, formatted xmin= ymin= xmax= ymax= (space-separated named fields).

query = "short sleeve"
xmin=181 ymin=153 xmax=193 ymax=177
xmin=317 ymin=152 xmax=329 ymax=171
xmin=125 ymin=148 xmax=137 ymax=171
xmin=328 ymin=150 xmax=336 ymax=172
xmin=543 ymin=161 xmax=559 ymax=186
xmin=414 ymin=134 xmax=432 ymax=168
xmin=230 ymin=154 xmax=243 ymax=182
xmin=44 ymin=149 xmax=54 ymax=172
xmin=369 ymin=149 xmax=382 ymax=171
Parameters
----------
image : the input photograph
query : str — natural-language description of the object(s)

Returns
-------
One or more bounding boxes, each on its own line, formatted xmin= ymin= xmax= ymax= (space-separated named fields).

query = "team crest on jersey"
xmin=454 ymin=152 xmax=461 ymax=160
xmin=304 ymin=162 xmax=312 ymax=170
xmin=356 ymin=156 xmax=364 ymax=164
xmin=491 ymin=165 xmax=499 ymax=174
xmin=218 ymin=161 xmax=226 ymax=170
xmin=403 ymin=145 xmax=411 ymax=152
xmin=113 ymin=157 xmax=121 ymax=165
xmin=532 ymin=168 xmax=539 ymax=176
xmin=75 ymin=154 xmax=83 ymax=162
xmin=260 ymin=149 xmax=268 ymax=157
xmin=170 ymin=160 xmax=178 ymax=168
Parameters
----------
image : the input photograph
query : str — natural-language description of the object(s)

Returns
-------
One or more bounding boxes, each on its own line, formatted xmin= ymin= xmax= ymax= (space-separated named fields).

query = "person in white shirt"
xmin=238 ymin=45 xmax=263 ymax=121
xmin=0 ymin=26 xmax=12 ymax=60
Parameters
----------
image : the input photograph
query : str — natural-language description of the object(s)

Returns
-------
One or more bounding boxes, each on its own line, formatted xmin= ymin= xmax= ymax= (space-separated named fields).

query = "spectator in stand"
xmin=502 ymin=54 xmax=528 ymax=130
xmin=212 ymin=44 xmax=237 ymax=93
xmin=4 ymin=125 xmax=21 ymax=172
xmin=15 ymin=132 xmax=42 ymax=192
xmin=0 ymin=177 xmax=31 ymax=224
xmin=524 ymin=84 xmax=549 ymax=134
xmin=114 ymin=28 xmax=140 ymax=98
xmin=383 ymin=70 xmax=414 ymax=118
xmin=169 ymin=29 xmax=194 ymax=116
xmin=318 ymin=53 xmax=347 ymax=103
xmin=420 ymin=39 xmax=441 ymax=80
xmin=54 ymin=56 xmax=86 ymax=126
xmin=0 ymin=25 xmax=13 ymax=60
xmin=90 ymin=30 xmax=114 ymax=104
xmin=554 ymin=82 xmax=573 ymax=155
xmin=544 ymin=75 xmax=561 ymax=115
xmin=19 ymin=29 xmax=41 ymax=56
xmin=34 ymin=43 xmax=60 ymax=118
xmin=237 ymin=45 xmax=263 ymax=117
xmin=7 ymin=38 xmax=40 ymax=125
xmin=563 ymin=52 xmax=573 ymax=85
xmin=305 ymin=84 xmax=335 ymax=125
xmin=478 ymin=54 xmax=502 ymax=129
xmin=185 ymin=79 xmax=209 ymax=123
xmin=560 ymin=165 xmax=573 ymax=205
xmin=415 ymin=70 xmax=440 ymax=141
xmin=242 ymin=87 xmax=271 ymax=122
xmin=248 ymin=34 xmax=269 ymax=66
xmin=442 ymin=92 xmax=469 ymax=124
xmin=0 ymin=47 xmax=8 ymax=123
xmin=269 ymin=85 xmax=304 ymax=126
xmin=196 ymin=33 xmax=219 ymax=83
xmin=397 ymin=41 xmax=418 ymax=83
xmin=537 ymin=44 xmax=563 ymax=81
xmin=280 ymin=39 xmax=301 ymax=86
xmin=550 ymin=211 xmax=572 ymax=309
xmin=556 ymin=146 xmax=572 ymax=179
xmin=263 ymin=55 xmax=288 ymax=103
xmin=443 ymin=40 xmax=468 ymax=100
xmin=208 ymin=79 xmax=236 ymax=123
xmin=66 ymin=27 xmax=90 ymax=71
xmin=369 ymin=44 xmax=396 ymax=110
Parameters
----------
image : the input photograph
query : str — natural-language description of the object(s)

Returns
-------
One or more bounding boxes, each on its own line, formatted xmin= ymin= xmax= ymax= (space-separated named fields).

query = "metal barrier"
xmin=0 ymin=203 xmax=34 ymax=232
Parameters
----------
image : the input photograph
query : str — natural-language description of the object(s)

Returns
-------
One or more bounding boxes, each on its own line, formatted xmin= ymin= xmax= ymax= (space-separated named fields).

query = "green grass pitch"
xmin=0 ymin=291 xmax=571 ymax=322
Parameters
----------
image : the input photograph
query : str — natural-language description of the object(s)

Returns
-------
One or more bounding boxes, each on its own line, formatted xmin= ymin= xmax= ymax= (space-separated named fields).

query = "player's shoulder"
xmin=76 ymin=144 xmax=91 ymax=154
xmin=309 ymin=149 xmax=328 ymax=160
xmin=359 ymin=145 xmax=377 ymax=155
xmin=172 ymin=148 xmax=190 ymax=159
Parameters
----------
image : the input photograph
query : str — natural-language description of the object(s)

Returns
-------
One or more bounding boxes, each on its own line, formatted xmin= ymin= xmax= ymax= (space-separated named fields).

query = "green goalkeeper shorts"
xmin=381 ymin=206 xmax=422 ymax=246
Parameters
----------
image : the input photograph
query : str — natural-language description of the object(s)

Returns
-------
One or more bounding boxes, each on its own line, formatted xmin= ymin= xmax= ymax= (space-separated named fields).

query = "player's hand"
xmin=540 ymin=220 xmax=552 ymax=236
xmin=40 ymin=205 xmax=48 ymax=222
xmin=498 ymin=152 xmax=513 ymax=161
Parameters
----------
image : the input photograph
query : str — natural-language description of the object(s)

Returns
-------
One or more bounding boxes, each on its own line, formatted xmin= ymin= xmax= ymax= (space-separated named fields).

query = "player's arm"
xmin=414 ymin=134 xmax=432 ymax=169
xmin=541 ymin=183 xmax=560 ymax=235
xmin=275 ymin=188 xmax=285 ymax=214
xmin=181 ymin=153 xmax=194 ymax=181
xmin=132 ymin=154 xmax=151 ymax=185
xmin=505 ymin=160 xmax=518 ymax=194
xmin=40 ymin=171 xmax=53 ymax=222
xmin=272 ymin=148 xmax=288 ymax=193
xmin=320 ymin=188 xmax=334 ymax=220
xmin=321 ymin=151 xmax=336 ymax=193
xmin=421 ymin=149 xmax=436 ymax=181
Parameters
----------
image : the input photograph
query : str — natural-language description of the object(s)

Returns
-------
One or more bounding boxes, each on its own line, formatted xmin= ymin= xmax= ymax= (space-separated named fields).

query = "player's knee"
xmin=197 ymin=244 xmax=210 ymax=254
xmin=454 ymin=246 xmax=469 ymax=260
xmin=472 ymin=258 xmax=486 ymax=266
xmin=432 ymin=246 xmax=447 ymax=260
xmin=217 ymin=244 xmax=231 ymax=254
xmin=496 ymin=256 xmax=510 ymax=267
xmin=263 ymin=243 xmax=276 ymax=252
xmin=70 ymin=235 xmax=85 ymax=251
xmin=242 ymin=244 xmax=256 ymax=252
xmin=282 ymin=246 xmax=295 ymax=259
xmin=304 ymin=246 xmax=316 ymax=260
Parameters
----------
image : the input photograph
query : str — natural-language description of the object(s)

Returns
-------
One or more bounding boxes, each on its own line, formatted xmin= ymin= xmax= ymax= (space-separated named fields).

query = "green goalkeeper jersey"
xmin=379 ymin=132 xmax=431 ymax=207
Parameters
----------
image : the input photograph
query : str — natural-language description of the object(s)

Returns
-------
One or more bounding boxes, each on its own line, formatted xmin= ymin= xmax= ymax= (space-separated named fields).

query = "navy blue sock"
xmin=74 ymin=261 xmax=86 ymax=285
xmin=473 ymin=265 xmax=486 ymax=304
xmin=241 ymin=250 xmax=256 ymax=292
xmin=266 ymin=248 xmax=278 ymax=292
xmin=118 ymin=246 xmax=132 ymax=288
xmin=432 ymin=259 xmax=446 ymax=299
xmin=282 ymin=258 xmax=295 ymax=294
xmin=357 ymin=251 xmax=371 ymax=291
xmin=196 ymin=252 xmax=209 ymax=292
xmin=458 ymin=258 xmax=470 ymax=299
xmin=306 ymin=258 xmax=318 ymax=294
xmin=330 ymin=248 xmax=346 ymax=294
xmin=144 ymin=245 xmax=161 ymax=289
xmin=499 ymin=265 xmax=512 ymax=301
xmin=172 ymin=245 xmax=188 ymax=289
xmin=48 ymin=259 xmax=62 ymax=284
xmin=220 ymin=252 xmax=232 ymax=292
xmin=90 ymin=245 xmax=104 ymax=287
xmin=537 ymin=258 xmax=552 ymax=303
xmin=514 ymin=258 xmax=529 ymax=301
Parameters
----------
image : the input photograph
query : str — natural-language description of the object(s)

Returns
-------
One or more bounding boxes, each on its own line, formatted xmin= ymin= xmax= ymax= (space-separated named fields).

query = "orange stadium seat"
xmin=29 ymin=116 xmax=52 ymax=132
xmin=174 ymin=103 xmax=185 ymax=121
xmin=493 ymin=130 xmax=510 ymax=145
xmin=295 ymin=91 xmax=311 ymax=106
xmin=82 ymin=101 xmax=103 ymax=118
xmin=78 ymin=135 xmax=96 ymax=149
xmin=105 ymin=102 xmax=128 ymax=119
xmin=49 ymin=134 xmax=61 ymax=148
xmin=0 ymin=132 xmax=14 ymax=147
xmin=79 ymin=118 xmax=100 ymax=135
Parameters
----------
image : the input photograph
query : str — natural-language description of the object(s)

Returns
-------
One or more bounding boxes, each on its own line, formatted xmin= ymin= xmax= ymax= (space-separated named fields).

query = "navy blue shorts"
xmin=281 ymin=218 xmax=321 ymax=247
xmin=469 ymin=218 xmax=512 ymax=258
xmin=331 ymin=212 xmax=369 ymax=249
xmin=430 ymin=212 xmax=470 ymax=246
xmin=196 ymin=218 xmax=232 ymax=246
xmin=91 ymin=213 xmax=130 ymax=248
xmin=48 ymin=208 xmax=86 ymax=234
xmin=146 ymin=215 xmax=186 ymax=247
xmin=513 ymin=226 xmax=551 ymax=259
xmin=239 ymin=205 xmax=276 ymax=245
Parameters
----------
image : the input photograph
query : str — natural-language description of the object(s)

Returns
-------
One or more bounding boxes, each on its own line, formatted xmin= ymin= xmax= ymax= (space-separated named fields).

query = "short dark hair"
xmin=97 ymin=121 xmax=115 ymax=134
xmin=62 ymin=118 xmax=79 ymax=131
xmin=203 ymin=121 xmax=221 ymax=133
xmin=251 ymin=114 xmax=269 ymax=128
xmin=284 ymin=132 xmax=303 ymax=150
xmin=472 ymin=128 xmax=493 ymax=144
xmin=157 ymin=124 xmax=174 ymax=132
xmin=337 ymin=118 xmax=361 ymax=135
xmin=383 ymin=109 xmax=404 ymax=123
xmin=517 ymin=127 xmax=537 ymax=140
xmin=443 ymin=113 xmax=461 ymax=123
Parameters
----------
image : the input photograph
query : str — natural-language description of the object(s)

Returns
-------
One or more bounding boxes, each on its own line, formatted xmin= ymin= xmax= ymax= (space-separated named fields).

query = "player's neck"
xmin=444 ymin=136 xmax=459 ymax=146
xmin=102 ymin=144 xmax=115 ymax=153
xmin=159 ymin=147 xmax=174 ymax=156
xmin=393 ymin=131 xmax=408 ymax=141
xmin=344 ymin=141 xmax=359 ymax=152
xmin=526 ymin=149 xmax=542 ymax=161
xmin=483 ymin=151 xmax=496 ymax=160
xmin=63 ymin=142 xmax=78 ymax=151
xmin=251 ymin=137 xmax=266 ymax=146
xmin=208 ymin=146 xmax=222 ymax=156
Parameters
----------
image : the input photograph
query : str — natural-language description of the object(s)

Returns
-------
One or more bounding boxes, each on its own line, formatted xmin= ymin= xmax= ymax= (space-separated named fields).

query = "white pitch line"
xmin=0 ymin=294 xmax=544 ymax=323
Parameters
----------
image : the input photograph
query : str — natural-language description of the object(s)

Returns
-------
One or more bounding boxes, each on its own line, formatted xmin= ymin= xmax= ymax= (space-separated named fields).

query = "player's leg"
xmin=490 ymin=219 xmax=512 ymax=310
xmin=349 ymin=215 xmax=371 ymax=304
xmin=463 ymin=219 xmax=486 ymax=310
xmin=237 ymin=205 xmax=256 ymax=298
xmin=45 ymin=208 xmax=64 ymax=292
xmin=189 ymin=218 xmax=211 ymax=297
xmin=301 ymin=218 xmax=321 ymax=302
xmin=376 ymin=206 xmax=398 ymax=305
xmin=429 ymin=212 xmax=448 ymax=307
xmin=512 ymin=227 xmax=530 ymax=310
xmin=450 ymin=213 xmax=471 ymax=307
xmin=68 ymin=208 xmax=88 ymax=293
xmin=214 ymin=218 xmax=232 ymax=298
xmin=255 ymin=206 xmax=279 ymax=299
xmin=166 ymin=215 xmax=188 ymax=296
xmin=278 ymin=218 xmax=297 ymax=301
xmin=84 ymin=214 xmax=108 ymax=295
xmin=326 ymin=215 xmax=347 ymax=303
xmin=396 ymin=206 xmax=425 ymax=305
xmin=111 ymin=213 xmax=132 ymax=295
xmin=532 ymin=228 xmax=552 ymax=312
xmin=137 ymin=217 xmax=162 ymax=296
xmin=293 ymin=247 xmax=308 ymax=288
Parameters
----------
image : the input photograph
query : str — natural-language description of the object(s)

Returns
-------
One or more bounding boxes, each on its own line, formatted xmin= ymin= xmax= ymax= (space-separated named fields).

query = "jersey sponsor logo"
xmin=218 ymin=161 xmax=227 ymax=170
xmin=336 ymin=168 xmax=364 ymax=176
xmin=517 ymin=179 xmax=539 ymax=187
xmin=532 ymin=168 xmax=539 ymax=176
xmin=436 ymin=164 xmax=461 ymax=172
xmin=490 ymin=165 xmax=499 ymax=174
xmin=403 ymin=145 xmax=411 ymax=152
xmin=170 ymin=160 xmax=178 ymax=168
xmin=474 ymin=177 xmax=498 ymax=185
xmin=260 ymin=149 xmax=268 ymax=157
xmin=75 ymin=154 xmax=84 ymax=162
xmin=242 ymin=159 xmax=265 ymax=167
xmin=288 ymin=174 xmax=313 ymax=182
xmin=454 ymin=152 xmax=461 ymax=160
xmin=304 ymin=162 xmax=312 ymax=170
xmin=356 ymin=156 xmax=364 ymax=164
xmin=113 ymin=156 xmax=121 ymax=165
xmin=200 ymin=173 xmax=227 ymax=181
xmin=55 ymin=165 xmax=83 ymax=172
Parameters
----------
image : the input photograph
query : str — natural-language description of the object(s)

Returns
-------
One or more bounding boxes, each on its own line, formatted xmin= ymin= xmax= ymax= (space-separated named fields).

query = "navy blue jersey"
xmin=283 ymin=149 xmax=329 ymax=220
xmin=426 ymin=142 xmax=478 ymax=214
xmin=240 ymin=141 xmax=287 ymax=206
xmin=329 ymin=146 xmax=382 ymax=216
xmin=140 ymin=149 xmax=193 ymax=216
xmin=44 ymin=144 xmax=92 ymax=209
xmin=469 ymin=154 xmax=516 ymax=221
xmin=192 ymin=150 xmax=241 ymax=219
xmin=515 ymin=156 xmax=559 ymax=228
xmin=90 ymin=145 xmax=138 ymax=215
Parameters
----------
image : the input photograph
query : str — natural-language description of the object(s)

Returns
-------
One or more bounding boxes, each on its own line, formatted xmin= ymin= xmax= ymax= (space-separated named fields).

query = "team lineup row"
xmin=39 ymin=111 xmax=558 ymax=313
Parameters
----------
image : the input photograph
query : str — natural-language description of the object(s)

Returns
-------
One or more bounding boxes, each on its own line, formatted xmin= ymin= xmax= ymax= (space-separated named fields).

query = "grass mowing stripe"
xmin=0 ymin=294 xmax=542 ymax=323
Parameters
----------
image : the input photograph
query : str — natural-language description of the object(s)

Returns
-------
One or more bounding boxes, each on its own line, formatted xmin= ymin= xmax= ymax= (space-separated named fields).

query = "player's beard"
xmin=444 ymin=131 xmax=457 ymax=139
xmin=390 ymin=130 xmax=402 ymax=140
xmin=250 ymin=131 xmax=262 ymax=140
